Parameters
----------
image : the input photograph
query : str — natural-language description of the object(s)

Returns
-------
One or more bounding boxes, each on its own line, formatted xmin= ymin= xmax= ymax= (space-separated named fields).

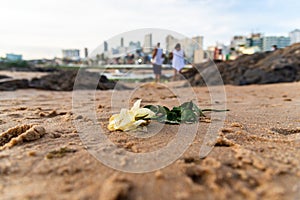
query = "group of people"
xmin=152 ymin=42 xmax=185 ymax=83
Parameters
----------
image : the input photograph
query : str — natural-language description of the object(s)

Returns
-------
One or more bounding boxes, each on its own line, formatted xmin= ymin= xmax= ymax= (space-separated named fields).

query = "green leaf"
xmin=167 ymin=111 xmax=178 ymax=121
xmin=181 ymin=109 xmax=197 ymax=122
xmin=171 ymin=106 xmax=182 ymax=117
xmin=143 ymin=101 xmax=228 ymax=125
xmin=144 ymin=105 xmax=158 ymax=113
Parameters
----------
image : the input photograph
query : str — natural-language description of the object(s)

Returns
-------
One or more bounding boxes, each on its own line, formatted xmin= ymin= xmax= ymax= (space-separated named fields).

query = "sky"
xmin=0 ymin=0 xmax=299 ymax=59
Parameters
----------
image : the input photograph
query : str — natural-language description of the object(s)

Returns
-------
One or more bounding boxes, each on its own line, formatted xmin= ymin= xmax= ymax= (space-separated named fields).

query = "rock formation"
xmin=184 ymin=43 xmax=300 ymax=86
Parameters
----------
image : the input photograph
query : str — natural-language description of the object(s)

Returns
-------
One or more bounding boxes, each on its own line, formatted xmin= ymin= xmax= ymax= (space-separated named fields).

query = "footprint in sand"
xmin=0 ymin=124 xmax=46 ymax=150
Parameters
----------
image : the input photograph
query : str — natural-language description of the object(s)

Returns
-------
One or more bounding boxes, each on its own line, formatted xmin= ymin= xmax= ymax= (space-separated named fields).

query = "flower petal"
xmin=108 ymin=99 xmax=153 ymax=131
xmin=135 ymin=108 xmax=155 ymax=119
xmin=130 ymin=99 xmax=142 ymax=113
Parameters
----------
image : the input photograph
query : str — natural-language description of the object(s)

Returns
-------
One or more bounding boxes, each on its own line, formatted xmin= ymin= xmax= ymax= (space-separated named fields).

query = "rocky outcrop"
xmin=29 ymin=70 xmax=118 ymax=91
xmin=0 ymin=69 xmax=126 ymax=91
xmin=0 ymin=75 xmax=11 ymax=79
xmin=0 ymin=79 xmax=29 ymax=91
xmin=184 ymin=43 xmax=300 ymax=86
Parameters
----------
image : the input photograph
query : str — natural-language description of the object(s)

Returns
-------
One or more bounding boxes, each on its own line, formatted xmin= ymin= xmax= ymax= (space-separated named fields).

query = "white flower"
xmin=107 ymin=99 xmax=155 ymax=131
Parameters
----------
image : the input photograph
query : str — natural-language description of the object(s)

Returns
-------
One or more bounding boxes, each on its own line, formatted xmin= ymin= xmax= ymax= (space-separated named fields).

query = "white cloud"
xmin=0 ymin=0 xmax=298 ymax=59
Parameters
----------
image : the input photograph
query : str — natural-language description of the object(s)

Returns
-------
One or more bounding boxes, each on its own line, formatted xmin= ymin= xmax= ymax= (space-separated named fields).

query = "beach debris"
xmin=45 ymin=147 xmax=77 ymax=159
xmin=39 ymin=110 xmax=67 ymax=118
xmin=0 ymin=124 xmax=46 ymax=150
xmin=145 ymin=101 xmax=229 ymax=124
xmin=269 ymin=127 xmax=300 ymax=135
xmin=107 ymin=99 xmax=155 ymax=131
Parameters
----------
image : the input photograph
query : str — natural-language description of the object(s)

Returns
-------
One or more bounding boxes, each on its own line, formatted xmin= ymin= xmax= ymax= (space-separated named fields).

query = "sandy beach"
xmin=0 ymin=70 xmax=300 ymax=200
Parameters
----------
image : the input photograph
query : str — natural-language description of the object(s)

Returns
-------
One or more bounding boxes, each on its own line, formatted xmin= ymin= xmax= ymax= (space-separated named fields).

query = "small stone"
xmin=221 ymin=128 xmax=234 ymax=133
xmin=231 ymin=122 xmax=242 ymax=128
xmin=49 ymin=132 xmax=61 ymax=138
xmin=98 ymin=105 xmax=105 ymax=109
xmin=75 ymin=115 xmax=83 ymax=120
xmin=131 ymin=146 xmax=139 ymax=153
xmin=155 ymin=170 xmax=164 ymax=179
xmin=27 ymin=151 xmax=37 ymax=157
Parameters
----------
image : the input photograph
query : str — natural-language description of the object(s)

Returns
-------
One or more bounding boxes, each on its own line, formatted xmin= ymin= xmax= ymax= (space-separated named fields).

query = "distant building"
xmin=262 ymin=36 xmax=291 ymax=51
xmin=6 ymin=53 xmax=22 ymax=61
xmin=194 ymin=49 xmax=205 ymax=63
xmin=111 ymin=48 xmax=119 ymax=55
xmin=104 ymin=41 xmax=108 ymax=52
xmin=180 ymin=37 xmax=195 ymax=62
xmin=166 ymin=35 xmax=179 ymax=52
xmin=84 ymin=48 xmax=88 ymax=58
xmin=180 ymin=36 xmax=204 ymax=63
xmin=206 ymin=46 xmax=216 ymax=60
xmin=128 ymin=41 xmax=141 ymax=53
xmin=62 ymin=49 xmax=80 ymax=61
xmin=289 ymin=29 xmax=300 ymax=44
xmin=165 ymin=35 xmax=204 ymax=63
xmin=192 ymin=36 xmax=204 ymax=49
xmin=212 ymin=43 xmax=230 ymax=61
xmin=143 ymin=33 xmax=152 ymax=54
xmin=230 ymin=35 xmax=247 ymax=50
xmin=192 ymin=36 xmax=204 ymax=63
xmin=120 ymin=37 xmax=124 ymax=47
xmin=246 ymin=33 xmax=263 ymax=50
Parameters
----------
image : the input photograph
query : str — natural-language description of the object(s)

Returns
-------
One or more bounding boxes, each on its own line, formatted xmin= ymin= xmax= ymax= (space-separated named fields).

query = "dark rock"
xmin=184 ymin=43 xmax=300 ymax=86
xmin=30 ymin=70 xmax=123 ymax=91
xmin=0 ymin=75 xmax=11 ymax=79
xmin=0 ymin=79 xmax=29 ymax=91
xmin=0 ymin=69 xmax=129 ymax=91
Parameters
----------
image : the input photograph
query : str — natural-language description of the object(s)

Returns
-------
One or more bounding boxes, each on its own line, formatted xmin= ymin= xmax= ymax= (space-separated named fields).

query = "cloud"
xmin=0 ymin=0 xmax=298 ymax=59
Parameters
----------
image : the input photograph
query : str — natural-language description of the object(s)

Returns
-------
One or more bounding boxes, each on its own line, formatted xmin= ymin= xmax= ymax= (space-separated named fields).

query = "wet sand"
xmin=0 ymin=79 xmax=300 ymax=199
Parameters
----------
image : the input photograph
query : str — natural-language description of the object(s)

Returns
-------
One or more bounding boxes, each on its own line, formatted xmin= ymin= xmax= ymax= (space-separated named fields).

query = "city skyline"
xmin=1 ymin=0 xmax=300 ymax=59
xmin=2 ymin=29 xmax=299 ymax=62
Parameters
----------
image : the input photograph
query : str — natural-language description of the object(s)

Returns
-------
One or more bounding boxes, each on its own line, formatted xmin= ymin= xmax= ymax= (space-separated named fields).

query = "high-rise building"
xmin=166 ymin=35 xmax=179 ymax=52
xmin=104 ymin=41 xmax=108 ymax=52
xmin=128 ymin=41 xmax=141 ymax=53
xmin=62 ymin=49 xmax=80 ymax=61
xmin=192 ymin=36 xmax=203 ymax=49
xmin=84 ymin=48 xmax=88 ymax=58
xmin=165 ymin=35 xmax=204 ymax=63
xmin=192 ymin=36 xmax=204 ymax=63
xmin=246 ymin=33 xmax=263 ymax=50
xmin=143 ymin=33 xmax=152 ymax=54
xmin=180 ymin=36 xmax=203 ymax=63
xmin=262 ymin=36 xmax=291 ymax=51
xmin=120 ymin=37 xmax=124 ymax=47
xmin=289 ymin=29 xmax=300 ymax=44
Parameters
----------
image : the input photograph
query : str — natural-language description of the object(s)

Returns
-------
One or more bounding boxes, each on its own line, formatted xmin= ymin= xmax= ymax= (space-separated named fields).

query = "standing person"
xmin=152 ymin=42 xmax=163 ymax=83
xmin=172 ymin=43 xmax=185 ymax=81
